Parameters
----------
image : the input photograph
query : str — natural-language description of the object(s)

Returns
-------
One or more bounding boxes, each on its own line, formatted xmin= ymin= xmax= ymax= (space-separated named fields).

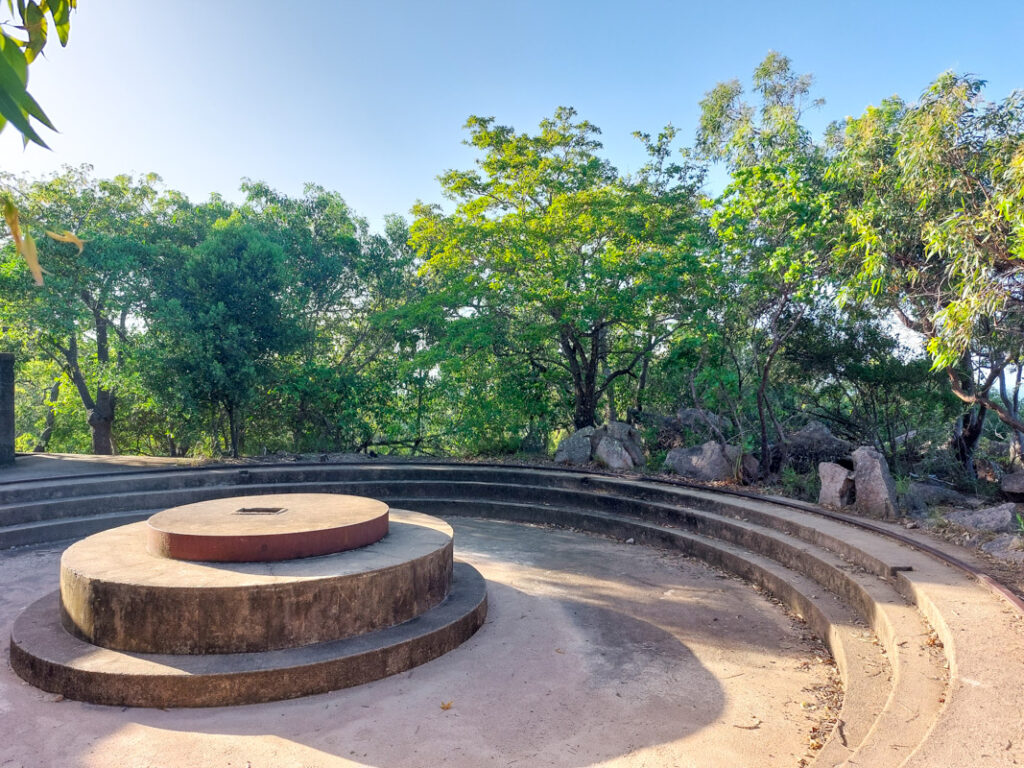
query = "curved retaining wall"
xmin=3 ymin=461 xmax=1024 ymax=766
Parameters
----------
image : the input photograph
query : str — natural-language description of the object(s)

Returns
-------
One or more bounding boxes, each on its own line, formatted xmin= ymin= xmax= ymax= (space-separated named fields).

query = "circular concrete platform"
xmin=12 ymin=562 xmax=487 ymax=708
xmin=60 ymin=510 xmax=453 ymax=654
xmin=1 ymin=518 xmax=838 ymax=764
xmin=146 ymin=493 xmax=389 ymax=562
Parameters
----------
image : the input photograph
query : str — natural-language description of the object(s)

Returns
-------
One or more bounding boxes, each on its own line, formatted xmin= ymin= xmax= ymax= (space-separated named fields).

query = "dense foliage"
xmin=2 ymin=53 xmax=1022 ymax=488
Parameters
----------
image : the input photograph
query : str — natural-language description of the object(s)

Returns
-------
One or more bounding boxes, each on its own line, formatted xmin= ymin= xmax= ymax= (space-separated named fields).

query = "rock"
xmin=675 ymin=408 xmax=732 ymax=434
xmin=851 ymin=446 xmax=898 ymax=519
xmin=740 ymin=453 xmax=760 ymax=484
xmin=555 ymin=422 xmax=646 ymax=470
xmin=906 ymin=482 xmax=969 ymax=508
xmin=652 ymin=408 xmax=732 ymax=450
xmin=818 ymin=462 xmax=855 ymax=509
xmin=980 ymin=533 xmax=1024 ymax=563
xmin=1001 ymin=471 xmax=1024 ymax=500
xmin=593 ymin=436 xmax=634 ymax=470
xmin=595 ymin=421 xmax=646 ymax=467
xmin=947 ymin=502 xmax=1018 ymax=533
xmin=664 ymin=441 xmax=739 ymax=482
xmin=787 ymin=421 xmax=852 ymax=473
xmin=554 ymin=427 xmax=595 ymax=465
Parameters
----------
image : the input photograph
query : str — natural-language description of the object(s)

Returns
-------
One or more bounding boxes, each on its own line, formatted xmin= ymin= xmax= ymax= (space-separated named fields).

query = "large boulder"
xmin=818 ymin=462 xmax=854 ymax=509
xmin=596 ymin=421 xmax=645 ymax=468
xmin=980 ymin=533 xmax=1024 ymax=563
xmin=787 ymin=421 xmax=852 ymax=473
xmin=740 ymin=453 xmax=760 ymax=484
xmin=1002 ymin=471 xmax=1024 ymax=500
xmin=851 ymin=446 xmax=898 ymax=519
xmin=675 ymin=408 xmax=732 ymax=434
xmin=947 ymin=503 xmax=1018 ymax=533
xmin=554 ymin=427 xmax=595 ymax=465
xmin=593 ymin=437 xmax=634 ymax=471
xmin=906 ymin=481 xmax=970 ymax=508
xmin=554 ymin=422 xmax=645 ymax=470
xmin=664 ymin=441 xmax=739 ymax=482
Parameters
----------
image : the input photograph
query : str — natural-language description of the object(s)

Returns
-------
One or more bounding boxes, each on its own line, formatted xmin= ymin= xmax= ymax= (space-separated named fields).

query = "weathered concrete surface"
xmin=58 ymin=511 xmax=453 ymax=654
xmin=12 ymin=562 xmax=486 ymax=707
xmin=0 ymin=354 xmax=12 ymax=467
xmin=1 ymin=519 xmax=836 ymax=768
xmin=146 ymin=493 xmax=389 ymax=561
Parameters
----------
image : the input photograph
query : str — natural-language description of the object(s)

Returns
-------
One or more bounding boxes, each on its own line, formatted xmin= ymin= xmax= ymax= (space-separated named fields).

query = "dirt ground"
xmin=2 ymin=517 xmax=840 ymax=768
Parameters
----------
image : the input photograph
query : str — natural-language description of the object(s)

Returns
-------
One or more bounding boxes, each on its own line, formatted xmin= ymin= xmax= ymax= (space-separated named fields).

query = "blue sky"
xmin=3 ymin=0 xmax=1023 ymax=230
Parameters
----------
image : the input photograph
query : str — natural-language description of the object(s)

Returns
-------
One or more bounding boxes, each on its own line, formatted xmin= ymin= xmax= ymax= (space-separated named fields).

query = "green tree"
xmin=697 ymin=52 xmax=836 ymax=470
xmin=832 ymin=73 xmax=1024 ymax=471
xmin=237 ymin=182 xmax=418 ymax=452
xmin=411 ymin=107 xmax=708 ymax=432
xmin=0 ymin=167 xmax=164 ymax=453
xmin=780 ymin=308 xmax=959 ymax=469
xmin=141 ymin=219 xmax=304 ymax=458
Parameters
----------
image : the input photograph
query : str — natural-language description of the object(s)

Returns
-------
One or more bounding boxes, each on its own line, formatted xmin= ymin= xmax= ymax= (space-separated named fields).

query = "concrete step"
xmin=11 ymin=561 xmax=488 ymax=708
xmin=58 ymin=510 xmax=454 ymax=654
xmin=397 ymin=495 xmax=950 ymax=764
xmin=2 ymin=461 xmax=1021 ymax=764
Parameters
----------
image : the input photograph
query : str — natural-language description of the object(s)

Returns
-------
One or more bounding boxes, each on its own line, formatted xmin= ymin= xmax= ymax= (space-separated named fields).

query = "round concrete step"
xmin=59 ymin=509 xmax=453 ymax=654
xmin=11 ymin=561 xmax=487 ymax=708
xmin=146 ymin=493 xmax=389 ymax=562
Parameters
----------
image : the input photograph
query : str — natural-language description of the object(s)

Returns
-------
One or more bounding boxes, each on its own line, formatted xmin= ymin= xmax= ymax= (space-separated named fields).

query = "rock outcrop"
xmin=554 ymin=427 xmax=594 ymax=465
xmin=818 ymin=462 xmax=855 ymax=509
xmin=947 ymin=503 xmax=1018 ymax=533
xmin=664 ymin=441 xmax=739 ymax=482
xmin=1001 ymin=471 xmax=1024 ymax=500
xmin=786 ymin=421 xmax=852 ymax=473
xmin=851 ymin=446 xmax=898 ymax=519
xmin=554 ymin=422 xmax=646 ymax=470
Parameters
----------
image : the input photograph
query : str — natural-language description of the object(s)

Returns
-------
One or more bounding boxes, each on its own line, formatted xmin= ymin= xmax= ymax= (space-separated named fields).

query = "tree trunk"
xmin=756 ymin=384 xmax=771 ymax=474
xmin=33 ymin=379 xmax=61 ymax=453
xmin=952 ymin=405 xmax=986 ymax=478
xmin=88 ymin=409 xmax=115 ymax=455
xmin=560 ymin=326 xmax=600 ymax=430
xmin=632 ymin=352 xmax=650 ymax=424
xmin=226 ymin=403 xmax=241 ymax=459
xmin=88 ymin=388 xmax=116 ymax=455
xmin=573 ymin=387 xmax=598 ymax=430
xmin=599 ymin=326 xmax=617 ymax=423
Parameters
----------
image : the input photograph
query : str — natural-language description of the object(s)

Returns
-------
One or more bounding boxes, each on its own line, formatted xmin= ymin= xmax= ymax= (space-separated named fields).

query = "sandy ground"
xmin=2 ymin=517 xmax=838 ymax=768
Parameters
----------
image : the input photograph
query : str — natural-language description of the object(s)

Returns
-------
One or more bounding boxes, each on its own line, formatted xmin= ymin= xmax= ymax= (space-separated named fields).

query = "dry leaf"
xmin=440 ymin=700 xmax=453 ymax=710
xmin=46 ymin=230 xmax=85 ymax=255
xmin=22 ymin=233 xmax=42 ymax=286
xmin=3 ymin=199 xmax=23 ymax=250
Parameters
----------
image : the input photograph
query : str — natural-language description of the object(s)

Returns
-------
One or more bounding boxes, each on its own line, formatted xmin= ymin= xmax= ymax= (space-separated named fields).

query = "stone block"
xmin=664 ymin=441 xmax=736 ymax=482
xmin=555 ymin=428 xmax=594 ymax=465
xmin=818 ymin=462 xmax=854 ymax=509
xmin=594 ymin=436 xmax=634 ymax=470
xmin=851 ymin=446 xmax=898 ymax=519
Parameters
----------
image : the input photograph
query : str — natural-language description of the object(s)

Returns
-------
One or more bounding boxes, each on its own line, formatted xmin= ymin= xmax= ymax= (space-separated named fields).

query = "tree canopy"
xmin=3 ymin=53 xmax=1023 ymax=493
